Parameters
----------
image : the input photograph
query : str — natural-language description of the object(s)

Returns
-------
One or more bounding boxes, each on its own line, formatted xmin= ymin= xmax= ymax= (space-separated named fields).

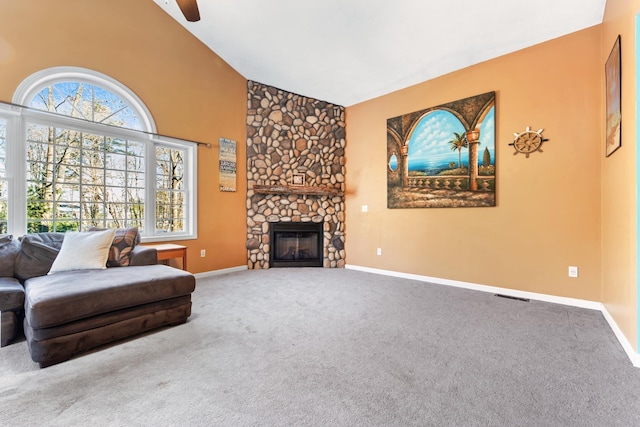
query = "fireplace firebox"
xmin=269 ymin=222 xmax=323 ymax=268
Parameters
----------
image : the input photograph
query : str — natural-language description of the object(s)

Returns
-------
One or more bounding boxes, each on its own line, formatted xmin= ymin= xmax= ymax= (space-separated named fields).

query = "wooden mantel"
xmin=252 ymin=184 xmax=343 ymax=197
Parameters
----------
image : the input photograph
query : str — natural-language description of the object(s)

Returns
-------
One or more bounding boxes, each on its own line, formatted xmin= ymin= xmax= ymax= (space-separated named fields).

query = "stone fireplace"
xmin=245 ymin=81 xmax=346 ymax=269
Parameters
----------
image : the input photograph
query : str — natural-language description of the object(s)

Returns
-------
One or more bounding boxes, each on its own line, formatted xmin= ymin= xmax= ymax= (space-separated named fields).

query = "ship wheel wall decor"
xmin=509 ymin=126 xmax=549 ymax=158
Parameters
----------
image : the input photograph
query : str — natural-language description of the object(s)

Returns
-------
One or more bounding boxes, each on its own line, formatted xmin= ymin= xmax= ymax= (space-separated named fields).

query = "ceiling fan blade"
xmin=176 ymin=0 xmax=200 ymax=22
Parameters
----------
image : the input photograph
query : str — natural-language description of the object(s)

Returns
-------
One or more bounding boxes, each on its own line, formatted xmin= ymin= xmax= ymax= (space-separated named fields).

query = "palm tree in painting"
xmin=448 ymin=132 xmax=468 ymax=169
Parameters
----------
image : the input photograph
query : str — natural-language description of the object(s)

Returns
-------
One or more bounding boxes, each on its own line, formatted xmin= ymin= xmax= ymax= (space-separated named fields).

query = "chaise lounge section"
xmin=0 ymin=229 xmax=196 ymax=367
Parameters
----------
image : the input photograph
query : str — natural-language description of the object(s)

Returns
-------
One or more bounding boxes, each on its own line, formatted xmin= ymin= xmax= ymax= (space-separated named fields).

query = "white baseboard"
xmin=601 ymin=306 xmax=640 ymax=368
xmin=346 ymin=264 xmax=640 ymax=367
xmin=194 ymin=265 xmax=247 ymax=279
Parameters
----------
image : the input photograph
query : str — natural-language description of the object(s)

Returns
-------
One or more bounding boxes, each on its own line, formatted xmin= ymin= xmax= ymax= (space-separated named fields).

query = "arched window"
xmin=0 ymin=67 xmax=196 ymax=241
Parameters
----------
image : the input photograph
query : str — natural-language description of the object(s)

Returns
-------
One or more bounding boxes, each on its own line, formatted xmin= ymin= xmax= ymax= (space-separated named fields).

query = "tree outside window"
xmin=0 ymin=69 xmax=195 ymax=240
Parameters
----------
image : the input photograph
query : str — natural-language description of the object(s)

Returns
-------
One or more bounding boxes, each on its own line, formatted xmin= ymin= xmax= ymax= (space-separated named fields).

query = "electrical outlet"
xmin=377 ymin=248 xmax=382 ymax=256
xmin=568 ymin=266 xmax=578 ymax=278
xmin=362 ymin=205 xmax=368 ymax=212
xmin=200 ymin=249 xmax=206 ymax=258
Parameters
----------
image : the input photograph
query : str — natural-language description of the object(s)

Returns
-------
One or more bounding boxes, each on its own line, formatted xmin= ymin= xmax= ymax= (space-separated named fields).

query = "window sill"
xmin=140 ymin=234 xmax=197 ymax=244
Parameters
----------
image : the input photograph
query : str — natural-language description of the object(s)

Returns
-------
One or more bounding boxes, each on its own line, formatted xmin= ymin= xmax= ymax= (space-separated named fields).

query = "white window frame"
xmin=0 ymin=66 xmax=197 ymax=242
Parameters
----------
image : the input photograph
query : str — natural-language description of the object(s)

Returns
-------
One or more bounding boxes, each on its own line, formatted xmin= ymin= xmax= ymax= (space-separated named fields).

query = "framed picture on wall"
xmin=386 ymin=91 xmax=496 ymax=208
xmin=605 ymin=35 xmax=621 ymax=157
xmin=219 ymin=137 xmax=237 ymax=191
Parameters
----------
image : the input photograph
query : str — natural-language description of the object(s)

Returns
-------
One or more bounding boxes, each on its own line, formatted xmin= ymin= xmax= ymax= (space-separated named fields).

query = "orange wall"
xmin=0 ymin=0 xmax=248 ymax=273
xmin=601 ymin=0 xmax=640 ymax=351
xmin=346 ymin=27 xmax=603 ymax=302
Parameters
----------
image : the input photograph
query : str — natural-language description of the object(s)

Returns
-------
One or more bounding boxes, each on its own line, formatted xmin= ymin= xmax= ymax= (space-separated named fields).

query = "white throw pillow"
xmin=48 ymin=229 xmax=117 ymax=274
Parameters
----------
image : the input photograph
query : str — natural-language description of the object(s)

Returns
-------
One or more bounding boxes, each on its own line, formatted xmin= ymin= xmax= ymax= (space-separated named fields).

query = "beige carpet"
xmin=1 ymin=268 xmax=640 ymax=426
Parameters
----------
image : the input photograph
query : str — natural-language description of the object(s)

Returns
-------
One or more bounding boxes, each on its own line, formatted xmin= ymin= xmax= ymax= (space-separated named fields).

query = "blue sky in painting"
xmin=407 ymin=106 xmax=495 ymax=174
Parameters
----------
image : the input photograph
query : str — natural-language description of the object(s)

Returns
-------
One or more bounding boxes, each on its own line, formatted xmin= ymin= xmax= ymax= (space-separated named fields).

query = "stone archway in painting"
xmin=467 ymin=97 xmax=496 ymax=192
xmin=387 ymin=127 xmax=404 ymax=187
xmin=404 ymin=108 xmax=470 ymax=187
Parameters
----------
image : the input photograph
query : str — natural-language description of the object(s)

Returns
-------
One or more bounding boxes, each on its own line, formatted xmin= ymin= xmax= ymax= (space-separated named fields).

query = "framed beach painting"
xmin=387 ymin=92 xmax=496 ymax=208
xmin=605 ymin=35 xmax=621 ymax=157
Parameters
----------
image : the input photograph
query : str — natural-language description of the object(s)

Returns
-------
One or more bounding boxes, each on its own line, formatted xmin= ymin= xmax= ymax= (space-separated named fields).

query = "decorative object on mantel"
xmin=219 ymin=137 xmax=236 ymax=192
xmin=387 ymin=91 xmax=496 ymax=208
xmin=509 ymin=127 xmax=549 ymax=158
xmin=291 ymin=173 xmax=305 ymax=187
xmin=253 ymin=184 xmax=343 ymax=197
xmin=605 ymin=35 xmax=621 ymax=157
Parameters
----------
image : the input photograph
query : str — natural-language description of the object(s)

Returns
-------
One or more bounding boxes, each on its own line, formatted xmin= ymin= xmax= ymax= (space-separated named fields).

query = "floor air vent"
xmin=495 ymin=294 xmax=530 ymax=302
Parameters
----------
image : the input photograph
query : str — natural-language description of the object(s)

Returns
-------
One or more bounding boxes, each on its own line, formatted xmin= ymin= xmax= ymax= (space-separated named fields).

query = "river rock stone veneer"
xmin=246 ymin=81 xmax=346 ymax=269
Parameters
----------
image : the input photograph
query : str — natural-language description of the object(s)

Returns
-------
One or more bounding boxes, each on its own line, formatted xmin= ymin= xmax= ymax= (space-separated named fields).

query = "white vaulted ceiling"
xmin=153 ymin=0 xmax=606 ymax=106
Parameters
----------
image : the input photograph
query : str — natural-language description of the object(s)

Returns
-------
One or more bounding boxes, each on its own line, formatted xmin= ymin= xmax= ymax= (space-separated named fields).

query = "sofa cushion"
xmin=89 ymin=226 xmax=139 ymax=267
xmin=128 ymin=245 xmax=158 ymax=266
xmin=0 ymin=235 xmax=21 ymax=278
xmin=15 ymin=233 xmax=65 ymax=282
xmin=24 ymin=264 xmax=195 ymax=329
xmin=49 ymin=229 xmax=115 ymax=274
xmin=26 ymin=295 xmax=191 ymax=341
xmin=24 ymin=300 xmax=192 ymax=367
xmin=0 ymin=276 xmax=24 ymax=311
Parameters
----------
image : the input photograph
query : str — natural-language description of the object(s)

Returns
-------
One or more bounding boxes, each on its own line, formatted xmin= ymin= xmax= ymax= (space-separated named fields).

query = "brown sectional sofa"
xmin=0 ymin=231 xmax=195 ymax=367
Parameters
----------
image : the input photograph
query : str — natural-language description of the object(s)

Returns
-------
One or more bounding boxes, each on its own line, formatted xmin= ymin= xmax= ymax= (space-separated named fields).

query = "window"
xmin=0 ymin=118 xmax=7 ymax=233
xmin=25 ymin=124 xmax=146 ymax=232
xmin=0 ymin=67 xmax=197 ymax=241
xmin=155 ymin=145 xmax=186 ymax=232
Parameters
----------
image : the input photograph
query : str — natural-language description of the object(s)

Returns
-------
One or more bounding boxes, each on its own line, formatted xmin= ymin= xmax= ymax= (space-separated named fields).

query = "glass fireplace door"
xmin=270 ymin=222 xmax=323 ymax=267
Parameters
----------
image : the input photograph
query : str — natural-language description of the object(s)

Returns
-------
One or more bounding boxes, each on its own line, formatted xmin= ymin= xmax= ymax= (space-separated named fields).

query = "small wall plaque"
xmin=219 ymin=138 xmax=236 ymax=191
